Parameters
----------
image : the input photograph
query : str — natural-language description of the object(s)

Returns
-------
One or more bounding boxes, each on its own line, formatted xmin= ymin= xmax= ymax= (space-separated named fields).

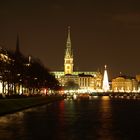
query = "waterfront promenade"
xmin=0 ymin=95 xmax=64 ymax=116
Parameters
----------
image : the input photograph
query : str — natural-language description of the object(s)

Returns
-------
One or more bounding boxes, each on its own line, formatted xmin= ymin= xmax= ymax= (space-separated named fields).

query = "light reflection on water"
xmin=0 ymin=111 xmax=25 ymax=140
xmin=97 ymin=96 xmax=113 ymax=139
xmin=0 ymin=96 xmax=140 ymax=139
xmin=0 ymin=112 xmax=24 ymax=123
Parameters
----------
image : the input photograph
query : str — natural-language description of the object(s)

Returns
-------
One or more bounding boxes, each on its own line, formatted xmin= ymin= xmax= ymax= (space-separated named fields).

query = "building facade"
xmin=51 ymin=27 xmax=103 ymax=92
xmin=112 ymin=75 xmax=138 ymax=92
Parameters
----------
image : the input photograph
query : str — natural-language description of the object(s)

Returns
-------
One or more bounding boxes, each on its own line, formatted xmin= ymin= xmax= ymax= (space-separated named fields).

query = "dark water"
xmin=0 ymin=96 xmax=140 ymax=140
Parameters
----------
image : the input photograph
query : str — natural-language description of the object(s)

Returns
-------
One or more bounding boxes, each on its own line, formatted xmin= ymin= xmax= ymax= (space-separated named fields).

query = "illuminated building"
xmin=136 ymin=75 xmax=140 ymax=82
xmin=64 ymin=26 xmax=73 ymax=75
xmin=112 ymin=75 xmax=138 ymax=92
xmin=52 ymin=27 xmax=103 ymax=92
xmin=102 ymin=65 xmax=110 ymax=92
xmin=0 ymin=47 xmax=12 ymax=96
xmin=0 ymin=47 xmax=11 ymax=63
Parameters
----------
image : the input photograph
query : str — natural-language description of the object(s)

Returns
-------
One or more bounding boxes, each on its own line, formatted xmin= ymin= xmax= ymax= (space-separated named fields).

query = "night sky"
xmin=0 ymin=0 xmax=140 ymax=79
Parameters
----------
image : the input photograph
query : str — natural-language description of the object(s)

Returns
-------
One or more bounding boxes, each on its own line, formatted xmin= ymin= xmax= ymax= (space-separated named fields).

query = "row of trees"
xmin=0 ymin=47 xmax=60 ymax=97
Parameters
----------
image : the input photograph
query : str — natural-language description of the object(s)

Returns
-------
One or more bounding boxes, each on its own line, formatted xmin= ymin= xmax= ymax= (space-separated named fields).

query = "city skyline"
xmin=0 ymin=0 xmax=140 ymax=78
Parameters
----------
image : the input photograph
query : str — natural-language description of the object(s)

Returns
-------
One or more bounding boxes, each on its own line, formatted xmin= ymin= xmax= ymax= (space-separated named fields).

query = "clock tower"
xmin=64 ymin=26 xmax=73 ymax=75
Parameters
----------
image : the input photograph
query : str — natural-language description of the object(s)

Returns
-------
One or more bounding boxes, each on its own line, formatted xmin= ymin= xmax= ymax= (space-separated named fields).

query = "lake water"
xmin=0 ymin=96 xmax=140 ymax=140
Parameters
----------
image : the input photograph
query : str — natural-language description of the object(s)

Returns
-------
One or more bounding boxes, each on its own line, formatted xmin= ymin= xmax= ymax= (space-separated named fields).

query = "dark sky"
xmin=0 ymin=0 xmax=140 ymax=78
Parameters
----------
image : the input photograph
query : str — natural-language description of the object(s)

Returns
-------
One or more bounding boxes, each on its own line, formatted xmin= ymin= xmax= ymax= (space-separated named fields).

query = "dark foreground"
xmin=0 ymin=96 xmax=140 ymax=140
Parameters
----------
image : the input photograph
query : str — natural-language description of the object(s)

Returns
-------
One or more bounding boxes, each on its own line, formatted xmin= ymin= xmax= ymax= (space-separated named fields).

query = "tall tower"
xmin=102 ymin=65 xmax=110 ymax=92
xmin=64 ymin=26 xmax=74 ymax=74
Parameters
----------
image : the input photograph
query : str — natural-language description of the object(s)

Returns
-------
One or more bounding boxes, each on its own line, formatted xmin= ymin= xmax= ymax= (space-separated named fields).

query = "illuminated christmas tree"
xmin=102 ymin=65 xmax=110 ymax=92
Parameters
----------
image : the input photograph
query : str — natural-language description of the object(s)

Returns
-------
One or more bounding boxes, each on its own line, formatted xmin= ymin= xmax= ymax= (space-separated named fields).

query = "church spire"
xmin=67 ymin=26 xmax=71 ymax=46
xmin=65 ymin=26 xmax=72 ymax=57
xmin=64 ymin=26 xmax=74 ymax=74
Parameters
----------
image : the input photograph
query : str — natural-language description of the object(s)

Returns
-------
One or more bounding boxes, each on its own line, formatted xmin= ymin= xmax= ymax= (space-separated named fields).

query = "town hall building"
xmin=52 ymin=27 xmax=104 ymax=93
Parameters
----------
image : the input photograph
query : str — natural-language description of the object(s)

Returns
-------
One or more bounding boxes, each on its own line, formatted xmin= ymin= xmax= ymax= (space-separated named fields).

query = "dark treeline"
xmin=0 ymin=46 xmax=60 ymax=97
